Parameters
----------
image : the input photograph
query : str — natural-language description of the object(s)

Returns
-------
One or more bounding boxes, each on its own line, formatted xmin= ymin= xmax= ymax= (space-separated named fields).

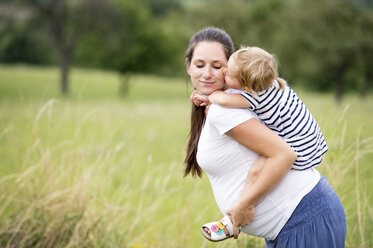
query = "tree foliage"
xmin=184 ymin=0 xmax=373 ymax=100
xmin=0 ymin=0 xmax=372 ymax=99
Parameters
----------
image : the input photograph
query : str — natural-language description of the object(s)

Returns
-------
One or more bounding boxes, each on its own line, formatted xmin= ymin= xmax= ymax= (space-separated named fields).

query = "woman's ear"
xmin=186 ymin=65 xmax=191 ymax=75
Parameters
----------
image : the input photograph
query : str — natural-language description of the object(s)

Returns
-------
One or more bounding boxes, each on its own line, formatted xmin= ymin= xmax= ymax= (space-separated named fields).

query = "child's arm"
xmin=208 ymin=90 xmax=252 ymax=109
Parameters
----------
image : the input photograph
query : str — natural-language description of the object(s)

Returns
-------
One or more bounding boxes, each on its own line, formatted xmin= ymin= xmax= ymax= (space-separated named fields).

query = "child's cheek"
xmin=224 ymin=76 xmax=229 ymax=83
xmin=225 ymin=77 xmax=232 ymax=87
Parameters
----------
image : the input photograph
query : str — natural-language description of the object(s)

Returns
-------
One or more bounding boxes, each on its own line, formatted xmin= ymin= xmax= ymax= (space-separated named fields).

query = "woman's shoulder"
xmin=208 ymin=104 xmax=252 ymax=117
xmin=208 ymin=103 xmax=259 ymax=135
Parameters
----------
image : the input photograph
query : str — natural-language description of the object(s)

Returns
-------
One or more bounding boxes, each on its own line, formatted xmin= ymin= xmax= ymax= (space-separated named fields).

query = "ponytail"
xmin=276 ymin=77 xmax=287 ymax=90
xmin=184 ymin=105 xmax=205 ymax=178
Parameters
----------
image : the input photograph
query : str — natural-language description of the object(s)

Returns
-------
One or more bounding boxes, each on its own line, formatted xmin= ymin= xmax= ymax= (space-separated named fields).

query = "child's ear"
xmin=223 ymin=68 xmax=227 ymax=76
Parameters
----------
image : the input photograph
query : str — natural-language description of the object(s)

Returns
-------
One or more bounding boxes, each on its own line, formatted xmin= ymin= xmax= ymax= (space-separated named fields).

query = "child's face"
xmin=225 ymin=57 xmax=242 ymax=90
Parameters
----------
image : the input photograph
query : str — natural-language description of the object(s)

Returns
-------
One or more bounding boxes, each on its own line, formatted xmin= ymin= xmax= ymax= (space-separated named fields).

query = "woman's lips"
xmin=201 ymin=81 xmax=215 ymax=85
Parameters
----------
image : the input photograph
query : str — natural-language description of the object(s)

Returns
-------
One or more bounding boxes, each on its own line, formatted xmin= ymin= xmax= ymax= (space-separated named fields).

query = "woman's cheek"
xmin=217 ymin=72 xmax=226 ymax=88
xmin=192 ymin=77 xmax=201 ymax=90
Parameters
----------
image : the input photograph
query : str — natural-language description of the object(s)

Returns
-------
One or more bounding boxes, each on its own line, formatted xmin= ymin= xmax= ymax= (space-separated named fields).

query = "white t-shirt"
xmin=197 ymin=103 xmax=320 ymax=240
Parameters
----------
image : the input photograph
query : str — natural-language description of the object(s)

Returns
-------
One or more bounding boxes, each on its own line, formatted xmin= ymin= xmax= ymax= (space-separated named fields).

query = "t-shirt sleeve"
xmin=240 ymin=92 xmax=259 ymax=110
xmin=208 ymin=104 xmax=256 ymax=135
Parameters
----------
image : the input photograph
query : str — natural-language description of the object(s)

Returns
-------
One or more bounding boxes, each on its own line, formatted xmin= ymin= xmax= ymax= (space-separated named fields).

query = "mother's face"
xmin=187 ymin=41 xmax=227 ymax=95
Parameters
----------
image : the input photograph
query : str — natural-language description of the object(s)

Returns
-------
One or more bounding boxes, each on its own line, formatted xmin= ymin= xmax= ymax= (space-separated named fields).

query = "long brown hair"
xmin=184 ymin=27 xmax=234 ymax=178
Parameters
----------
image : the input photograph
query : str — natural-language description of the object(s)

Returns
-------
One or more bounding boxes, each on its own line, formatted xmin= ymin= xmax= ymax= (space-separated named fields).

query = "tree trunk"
xmin=332 ymin=60 xmax=349 ymax=104
xmin=59 ymin=48 xmax=70 ymax=95
xmin=50 ymin=19 xmax=72 ymax=95
xmin=334 ymin=75 xmax=343 ymax=104
xmin=119 ymin=72 xmax=131 ymax=96
xmin=332 ymin=68 xmax=343 ymax=104
xmin=362 ymin=70 xmax=372 ymax=98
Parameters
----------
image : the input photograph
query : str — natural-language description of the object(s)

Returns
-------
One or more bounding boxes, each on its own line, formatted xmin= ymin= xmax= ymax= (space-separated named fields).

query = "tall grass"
xmin=0 ymin=65 xmax=372 ymax=247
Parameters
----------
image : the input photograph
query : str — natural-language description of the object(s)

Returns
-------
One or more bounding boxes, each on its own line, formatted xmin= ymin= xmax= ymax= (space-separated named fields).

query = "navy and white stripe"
xmin=240 ymin=83 xmax=328 ymax=170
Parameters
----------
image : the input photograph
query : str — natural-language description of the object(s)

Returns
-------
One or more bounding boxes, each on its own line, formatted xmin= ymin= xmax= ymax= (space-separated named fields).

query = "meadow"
xmin=0 ymin=64 xmax=372 ymax=248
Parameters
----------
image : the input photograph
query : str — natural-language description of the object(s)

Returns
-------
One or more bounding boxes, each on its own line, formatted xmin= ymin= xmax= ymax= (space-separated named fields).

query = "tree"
xmin=75 ymin=0 xmax=180 ymax=96
xmin=10 ymin=0 xmax=110 ymax=95
xmin=113 ymin=0 xmax=178 ymax=95
xmin=358 ymin=8 xmax=373 ymax=97
xmin=0 ymin=2 xmax=56 ymax=65
xmin=185 ymin=0 xmax=373 ymax=101
xmin=292 ymin=0 xmax=371 ymax=102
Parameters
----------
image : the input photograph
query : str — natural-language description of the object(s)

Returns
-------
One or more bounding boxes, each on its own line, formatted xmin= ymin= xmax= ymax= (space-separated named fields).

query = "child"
xmin=194 ymin=46 xmax=328 ymax=242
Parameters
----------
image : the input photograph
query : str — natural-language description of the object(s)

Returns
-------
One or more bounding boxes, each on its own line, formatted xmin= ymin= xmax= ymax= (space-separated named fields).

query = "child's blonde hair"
xmin=232 ymin=46 xmax=287 ymax=93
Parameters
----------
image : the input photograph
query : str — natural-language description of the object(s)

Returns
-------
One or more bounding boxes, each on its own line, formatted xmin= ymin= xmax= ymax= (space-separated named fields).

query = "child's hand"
xmin=190 ymin=90 xmax=210 ymax=107
xmin=190 ymin=90 xmax=200 ymax=106
xmin=193 ymin=94 xmax=210 ymax=106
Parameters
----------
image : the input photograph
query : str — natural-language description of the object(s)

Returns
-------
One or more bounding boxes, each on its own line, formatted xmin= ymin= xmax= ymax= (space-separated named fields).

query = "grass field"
xmin=0 ymin=64 xmax=372 ymax=247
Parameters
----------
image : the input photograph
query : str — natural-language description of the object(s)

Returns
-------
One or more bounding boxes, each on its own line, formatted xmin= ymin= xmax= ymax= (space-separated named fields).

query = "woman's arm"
xmin=240 ymin=156 xmax=267 ymax=195
xmin=226 ymin=118 xmax=297 ymax=238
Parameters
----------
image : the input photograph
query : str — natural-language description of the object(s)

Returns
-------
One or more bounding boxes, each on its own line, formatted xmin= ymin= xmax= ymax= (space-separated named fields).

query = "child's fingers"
xmin=192 ymin=98 xmax=202 ymax=107
xmin=205 ymin=103 xmax=211 ymax=112
xmin=233 ymin=224 xmax=240 ymax=239
xmin=193 ymin=94 xmax=202 ymax=100
xmin=194 ymin=97 xmax=205 ymax=105
xmin=190 ymin=90 xmax=199 ymax=101
xmin=194 ymin=94 xmax=209 ymax=103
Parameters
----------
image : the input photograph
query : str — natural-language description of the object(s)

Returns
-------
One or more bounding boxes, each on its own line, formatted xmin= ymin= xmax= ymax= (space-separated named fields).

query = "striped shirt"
xmin=240 ymin=82 xmax=328 ymax=170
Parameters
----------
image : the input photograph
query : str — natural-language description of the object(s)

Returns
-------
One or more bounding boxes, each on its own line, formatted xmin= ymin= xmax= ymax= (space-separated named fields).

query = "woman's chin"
xmin=199 ymin=87 xmax=220 ymax=95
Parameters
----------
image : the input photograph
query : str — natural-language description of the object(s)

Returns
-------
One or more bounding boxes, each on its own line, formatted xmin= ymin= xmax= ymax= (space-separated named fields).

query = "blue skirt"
xmin=265 ymin=176 xmax=346 ymax=248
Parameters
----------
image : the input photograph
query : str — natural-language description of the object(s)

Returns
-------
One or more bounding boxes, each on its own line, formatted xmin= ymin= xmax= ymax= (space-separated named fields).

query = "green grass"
xmin=0 ymin=64 xmax=372 ymax=247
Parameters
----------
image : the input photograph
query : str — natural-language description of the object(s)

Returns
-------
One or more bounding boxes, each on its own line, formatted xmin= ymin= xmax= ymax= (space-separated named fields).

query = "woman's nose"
xmin=202 ymin=66 xmax=213 ymax=79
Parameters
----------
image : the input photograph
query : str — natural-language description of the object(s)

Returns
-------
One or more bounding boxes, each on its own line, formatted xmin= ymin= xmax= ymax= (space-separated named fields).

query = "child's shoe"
xmin=201 ymin=216 xmax=234 ymax=242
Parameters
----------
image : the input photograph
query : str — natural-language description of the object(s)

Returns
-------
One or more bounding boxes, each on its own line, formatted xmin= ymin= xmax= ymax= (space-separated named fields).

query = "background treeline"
xmin=0 ymin=0 xmax=372 ymax=100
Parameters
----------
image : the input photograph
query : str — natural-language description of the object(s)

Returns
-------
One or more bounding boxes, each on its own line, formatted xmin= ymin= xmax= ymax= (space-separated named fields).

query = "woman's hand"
xmin=226 ymin=203 xmax=255 ymax=239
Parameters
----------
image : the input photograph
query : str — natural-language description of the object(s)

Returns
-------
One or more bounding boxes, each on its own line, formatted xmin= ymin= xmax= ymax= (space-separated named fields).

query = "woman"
xmin=184 ymin=27 xmax=346 ymax=247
